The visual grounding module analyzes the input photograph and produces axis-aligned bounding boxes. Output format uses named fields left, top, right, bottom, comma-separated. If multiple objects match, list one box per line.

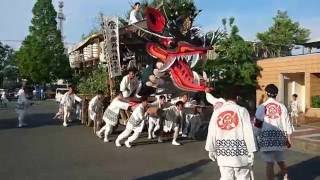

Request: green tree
left=257, top=10, right=310, bottom=57
left=205, top=17, right=261, bottom=99
left=16, top=0, right=71, bottom=84
left=0, top=42, right=18, bottom=88
left=78, top=67, right=109, bottom=95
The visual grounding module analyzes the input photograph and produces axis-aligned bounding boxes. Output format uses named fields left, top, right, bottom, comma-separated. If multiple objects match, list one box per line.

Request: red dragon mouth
left=146, top=42, right=208, bottom=92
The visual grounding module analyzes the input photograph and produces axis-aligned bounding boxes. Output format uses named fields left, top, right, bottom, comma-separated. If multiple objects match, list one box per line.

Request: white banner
left=103, top=16, right=121, bottom=78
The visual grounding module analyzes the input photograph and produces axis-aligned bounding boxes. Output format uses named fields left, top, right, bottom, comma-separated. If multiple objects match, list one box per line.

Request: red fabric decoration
left=145, top=7, right=166, bottom=33
left=160, top=38, right=174, bottom=48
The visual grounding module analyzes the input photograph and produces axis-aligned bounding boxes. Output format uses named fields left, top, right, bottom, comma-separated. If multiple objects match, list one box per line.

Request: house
left=256, top=41, right=320, bottom=121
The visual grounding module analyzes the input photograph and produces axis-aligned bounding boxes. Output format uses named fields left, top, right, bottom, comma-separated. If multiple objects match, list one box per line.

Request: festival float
left=68, top=3, right=218, bottom=125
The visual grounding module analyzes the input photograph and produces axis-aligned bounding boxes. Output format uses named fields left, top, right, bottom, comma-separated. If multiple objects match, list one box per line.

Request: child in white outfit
left=289, top=94, right=300, bottom=127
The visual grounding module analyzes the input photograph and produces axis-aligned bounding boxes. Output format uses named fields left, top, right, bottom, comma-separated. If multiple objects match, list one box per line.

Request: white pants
left=148, top=117, right=160, bottom=138
left=17, top=110, right=26, bottom=126
left=116, top=122, right=144, bottom=144
left=98, top=123, right=113, bottom=141
left=172, top=126, right=179, bottom=142
left=182, top=115, right=190, bottom=135
left=63, top=106, right=72, bottom=124
left=219, top=166, right=252, bottom=180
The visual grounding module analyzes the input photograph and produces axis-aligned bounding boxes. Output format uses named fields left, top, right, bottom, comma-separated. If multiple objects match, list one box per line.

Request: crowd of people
left=13, top=68, right=296, bottom=179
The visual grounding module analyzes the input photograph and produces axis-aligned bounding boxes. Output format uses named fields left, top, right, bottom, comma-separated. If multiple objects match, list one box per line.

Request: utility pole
left=57, top=1, right=66, bottom=40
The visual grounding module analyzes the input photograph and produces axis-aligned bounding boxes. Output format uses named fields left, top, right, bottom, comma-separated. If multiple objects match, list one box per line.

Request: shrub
left=78, top=67, right=109, bottom=95
left=311, top=95, right=320, bottom=108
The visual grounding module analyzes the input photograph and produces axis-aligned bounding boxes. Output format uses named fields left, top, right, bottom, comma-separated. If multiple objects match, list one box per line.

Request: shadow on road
left=0, top=113, right=81, bottom=130
left=134, top=159, right=210, bottom=180
left=287, top=156, right=320, bottom=180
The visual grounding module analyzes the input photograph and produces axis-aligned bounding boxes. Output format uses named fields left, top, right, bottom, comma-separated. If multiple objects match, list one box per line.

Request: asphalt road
left=0, top=100, right=319, bottom=180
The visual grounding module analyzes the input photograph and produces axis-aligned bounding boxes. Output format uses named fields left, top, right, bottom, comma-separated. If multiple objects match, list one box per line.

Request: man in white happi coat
left=205, top=86, right=257, bottom=180
left=96, top=93, right=132, bottom=142
left=205, top=88, right=226, bottom=111
left=204, top=87, right=228, bottom=138
left=115, top=97, right=149, bottom=148
left=162, top=101, right=185, bottom=146
left=88, top=90, right=104, bottom=134
left=60, top=85, right=82, bottom=127
left=15, top=86, right=31, bottom=128
left=120, top=69, right=141, bottom=98
left=147, top=95, right=167, bottom=140
left=255, top=84, right=293, bottom=180
left=129, top=2, right=143, bottom=25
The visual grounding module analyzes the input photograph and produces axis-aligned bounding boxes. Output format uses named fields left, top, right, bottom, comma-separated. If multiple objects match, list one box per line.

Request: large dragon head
left=144, top=7, right=208, bottom=92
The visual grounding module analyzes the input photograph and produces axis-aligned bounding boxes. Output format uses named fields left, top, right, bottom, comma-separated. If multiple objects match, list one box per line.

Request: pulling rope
left=130, top=23, right=174, bottom=39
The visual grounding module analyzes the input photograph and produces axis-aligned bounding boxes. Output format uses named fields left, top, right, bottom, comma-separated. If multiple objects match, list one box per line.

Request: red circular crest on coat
left=265, top=103, right=282, bottom=120
left=217, top=111, right=239, bottom=130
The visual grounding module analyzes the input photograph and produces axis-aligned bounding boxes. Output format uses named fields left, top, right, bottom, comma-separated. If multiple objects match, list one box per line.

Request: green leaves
left=256, top=10, right=310, bottom=57
left=16, top=0, right=71, bottom=84
left=78, top=67, right=109, bottom=95
left=205, top=18, right=261, bottom=98
left=0, top=42, right=18, bottom=88
left=311, top=95, right=320, bottom=108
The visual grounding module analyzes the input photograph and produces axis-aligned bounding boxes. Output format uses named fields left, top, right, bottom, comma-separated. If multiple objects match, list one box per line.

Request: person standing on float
left=129, top=2, right=143, bottom=25
left=120, top=69, right=141, bottom=98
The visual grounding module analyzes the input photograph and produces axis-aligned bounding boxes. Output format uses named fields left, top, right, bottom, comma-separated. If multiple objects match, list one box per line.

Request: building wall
left=256, top=53, right=320, bottom=119
left=310, top=73, right=320, bottom=96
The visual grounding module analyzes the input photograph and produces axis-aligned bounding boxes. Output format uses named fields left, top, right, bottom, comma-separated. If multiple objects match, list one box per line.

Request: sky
left=0, top=0, right=319, bottom=49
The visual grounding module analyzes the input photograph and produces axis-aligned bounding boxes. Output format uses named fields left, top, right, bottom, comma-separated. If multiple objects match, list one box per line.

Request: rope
left=130, top=23, right=174, bottom=39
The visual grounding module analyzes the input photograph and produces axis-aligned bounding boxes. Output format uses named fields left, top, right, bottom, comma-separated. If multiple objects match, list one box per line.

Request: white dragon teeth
left=192, top=71, right=201, bottom=85
left=161, top=53, right=201, bottom=72
left=159, top=56, right=176, bottom=72
left=191, top=53, right=199, bottom=68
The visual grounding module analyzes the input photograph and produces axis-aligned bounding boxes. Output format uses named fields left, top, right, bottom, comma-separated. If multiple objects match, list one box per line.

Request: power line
left=0, top=39, right=76, bottom=45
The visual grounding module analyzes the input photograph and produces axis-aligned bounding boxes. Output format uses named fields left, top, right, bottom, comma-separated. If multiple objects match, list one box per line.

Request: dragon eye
left=149, top=14, right=156, bottom=24
left=145, top=7, right=166, bottom=33
left=160, top=38, right=176, bottom=48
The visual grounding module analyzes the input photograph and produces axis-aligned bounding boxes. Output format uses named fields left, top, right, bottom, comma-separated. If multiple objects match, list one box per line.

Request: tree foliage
left=205, top=18, right=261, bottom=97
left=78, top=67, right=109, bottom=95
left=16, top=0, right=71, bottom=84
left=0, top=42, right=18, bottom=88
left=256, top=10, right=310, bottom=57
